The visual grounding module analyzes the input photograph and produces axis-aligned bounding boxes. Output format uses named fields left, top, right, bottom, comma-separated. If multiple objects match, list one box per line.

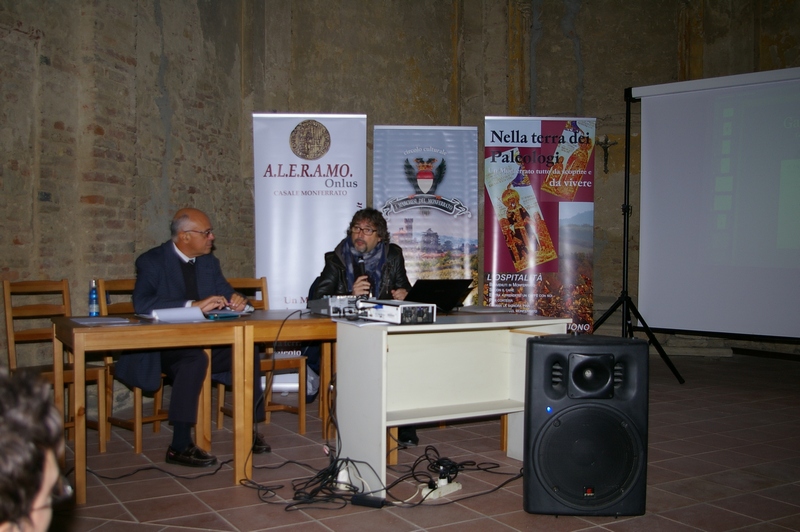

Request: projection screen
left=634, top=68, right=800, bottom=339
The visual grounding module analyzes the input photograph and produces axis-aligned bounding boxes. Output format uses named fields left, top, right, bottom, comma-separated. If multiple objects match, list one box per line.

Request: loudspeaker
left=523, top=334, right=648, bottom=516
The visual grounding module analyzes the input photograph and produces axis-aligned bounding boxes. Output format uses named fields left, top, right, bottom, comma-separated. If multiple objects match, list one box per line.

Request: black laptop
left=405, top=279, right=473, bottom=313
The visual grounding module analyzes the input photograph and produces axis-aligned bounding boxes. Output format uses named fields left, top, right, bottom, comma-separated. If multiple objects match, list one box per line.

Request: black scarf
left=342, top=238, right=386, bottom=297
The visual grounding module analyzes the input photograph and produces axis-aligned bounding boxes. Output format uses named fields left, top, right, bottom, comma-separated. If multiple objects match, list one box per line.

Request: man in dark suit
left=124, top=208, right=269, bottom=467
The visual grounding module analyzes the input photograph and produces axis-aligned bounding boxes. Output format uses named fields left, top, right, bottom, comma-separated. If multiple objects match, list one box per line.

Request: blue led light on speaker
left=546, top=406, right=553, bottom=414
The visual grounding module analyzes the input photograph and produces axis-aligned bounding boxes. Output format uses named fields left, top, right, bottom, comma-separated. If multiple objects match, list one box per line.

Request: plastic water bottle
left=88, top=279, right=99, bottom=316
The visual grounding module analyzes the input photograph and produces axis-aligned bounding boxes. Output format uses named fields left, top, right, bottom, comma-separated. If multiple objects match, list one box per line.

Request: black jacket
left=313, top=240, right=411, bottom=300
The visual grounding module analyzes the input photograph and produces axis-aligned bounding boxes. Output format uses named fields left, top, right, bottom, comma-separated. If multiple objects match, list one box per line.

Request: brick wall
left=2, top=0, right=799, bottom=373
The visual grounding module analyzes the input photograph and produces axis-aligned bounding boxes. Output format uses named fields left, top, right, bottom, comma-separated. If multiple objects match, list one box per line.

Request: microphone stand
left=593, top=88, right=684, bottom=384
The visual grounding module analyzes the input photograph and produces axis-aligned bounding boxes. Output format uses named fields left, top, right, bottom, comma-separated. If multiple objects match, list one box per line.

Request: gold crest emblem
left=289, top=120, right=331, bottom=160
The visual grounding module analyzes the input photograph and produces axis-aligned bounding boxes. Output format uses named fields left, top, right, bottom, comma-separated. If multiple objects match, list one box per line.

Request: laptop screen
left=405, top=279, right=473, bottom=313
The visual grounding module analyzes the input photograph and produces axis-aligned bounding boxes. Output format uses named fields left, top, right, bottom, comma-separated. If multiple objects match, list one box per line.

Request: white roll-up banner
left=253, top=114, right=367, bottom=309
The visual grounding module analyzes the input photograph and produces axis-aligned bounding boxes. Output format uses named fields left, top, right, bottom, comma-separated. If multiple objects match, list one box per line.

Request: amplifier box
left=360, top=299, right=436, bottom=325
left=308, top=295, right=359, bottom=317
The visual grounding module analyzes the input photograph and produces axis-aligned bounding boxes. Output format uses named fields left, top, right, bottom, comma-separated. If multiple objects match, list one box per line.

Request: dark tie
left=180, top=259, right=199, bottom=300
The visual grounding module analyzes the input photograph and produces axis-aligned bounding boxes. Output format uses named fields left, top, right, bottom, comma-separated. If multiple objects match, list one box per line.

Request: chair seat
left=13, top=361, right=106, bottom=380
left=97, top=278, right=169, bottom=455
left=4, top=278, right=108, bottom=452
left=261, top=356, right=307, bottom=431
left=216, top=355, right=307, bottom=434
left=107, top=381, right=169, bottom=433
left=104, top=356, right=169, bottom=454
left=217, top=277, right=308, bottom=435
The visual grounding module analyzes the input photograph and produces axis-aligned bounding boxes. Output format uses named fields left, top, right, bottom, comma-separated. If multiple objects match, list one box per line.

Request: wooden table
left=51, top=317, right=245, bottom=504
left=53, top=311, right=336, bottom=504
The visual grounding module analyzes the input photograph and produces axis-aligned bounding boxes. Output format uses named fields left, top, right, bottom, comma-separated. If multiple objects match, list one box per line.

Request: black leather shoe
left=166, top=445, right=218, bottom=467
left=398, top=426, right=419, bottom=447
left=253, top=432, right=271, bottom=454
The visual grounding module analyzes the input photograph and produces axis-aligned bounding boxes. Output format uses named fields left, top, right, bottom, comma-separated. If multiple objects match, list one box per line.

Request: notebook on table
left=405, top=279, right=473, bottom=313
left=139, top=306, right=252, bottom=323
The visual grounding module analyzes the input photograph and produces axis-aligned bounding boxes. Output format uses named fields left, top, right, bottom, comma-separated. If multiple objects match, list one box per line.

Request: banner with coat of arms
left=253, top=114, right=367, bottom=309
left=484, top=116, right=595, bottom=333
left=373, top=126, right=478, bottom=297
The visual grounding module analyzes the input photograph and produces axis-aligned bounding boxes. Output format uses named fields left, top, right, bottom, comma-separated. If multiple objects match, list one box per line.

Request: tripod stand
left=593, top=88, right=684, bottom=384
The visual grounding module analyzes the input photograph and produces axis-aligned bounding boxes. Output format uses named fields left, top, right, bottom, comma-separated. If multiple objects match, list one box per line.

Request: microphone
left=354, top=256, right=372, bottom=298
left=355, top=256, right=367, bottom=279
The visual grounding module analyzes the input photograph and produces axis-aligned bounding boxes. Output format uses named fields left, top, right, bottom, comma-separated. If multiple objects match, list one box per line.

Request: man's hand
left=352, top=275, right=372, bottom=297
left=193, top=296, right=229, bottom=313
left=227, top=293, right=248, bottom=311
left=390, top=288, right=408, bottom=301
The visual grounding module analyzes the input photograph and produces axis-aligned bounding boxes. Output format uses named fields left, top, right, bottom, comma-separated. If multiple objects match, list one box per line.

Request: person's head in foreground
left=0, top=368, right=67, bottom=532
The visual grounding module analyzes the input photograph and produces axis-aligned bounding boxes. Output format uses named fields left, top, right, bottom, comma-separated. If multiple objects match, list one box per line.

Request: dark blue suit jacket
left=115, top=241, right=236, bottom=391
left=132, top=241, right=235, bottom=313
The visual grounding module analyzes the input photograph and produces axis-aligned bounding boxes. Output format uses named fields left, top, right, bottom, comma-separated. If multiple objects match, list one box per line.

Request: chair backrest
left=227, top=277, right=269, bottom=310
left=3, top=279, right=71, bottom=370
left=97, top=278, right=135, bottom=316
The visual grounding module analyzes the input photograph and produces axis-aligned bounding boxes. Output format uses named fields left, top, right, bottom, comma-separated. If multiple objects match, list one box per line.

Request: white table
left=335, top=313, right=570, bottom=494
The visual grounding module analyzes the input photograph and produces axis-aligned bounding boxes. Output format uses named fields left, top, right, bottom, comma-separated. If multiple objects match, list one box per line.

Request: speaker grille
left=533, top=404, right=643, bottom=510
left=551, top=361, right=564, bottom=388
left=614, top=361, right=625, bottom=389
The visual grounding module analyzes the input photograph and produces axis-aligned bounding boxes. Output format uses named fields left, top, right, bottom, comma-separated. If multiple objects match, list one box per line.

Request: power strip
left=334, top=464, right=351, bottom=490
left=422, top=481, right=462, bottom=500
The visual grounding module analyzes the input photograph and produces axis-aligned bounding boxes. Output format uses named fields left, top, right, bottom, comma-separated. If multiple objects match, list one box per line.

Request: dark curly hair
left=347, top=208, right=390, bottom=244
left=0, top=368, right=63, bottom=527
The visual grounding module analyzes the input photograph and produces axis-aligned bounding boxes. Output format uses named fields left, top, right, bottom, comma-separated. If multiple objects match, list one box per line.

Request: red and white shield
left=416, top=169, right=434, bottom=193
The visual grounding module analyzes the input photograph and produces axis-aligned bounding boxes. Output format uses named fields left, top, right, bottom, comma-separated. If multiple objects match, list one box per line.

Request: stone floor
left=52, top=352, right=800, bottom=531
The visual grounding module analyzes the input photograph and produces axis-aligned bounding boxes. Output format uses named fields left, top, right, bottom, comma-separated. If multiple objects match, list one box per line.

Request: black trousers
left=160, top=346, right=266, bottom=425
left=302, top=343, right=322, bottom=376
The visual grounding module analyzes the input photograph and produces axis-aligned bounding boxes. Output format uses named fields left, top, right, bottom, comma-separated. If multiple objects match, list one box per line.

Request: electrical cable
left=235, top=308, right=378, bottom=509
left=381, top=445, right=515, bottom=507
left=88, top=458, right=233, bottom=482
left=236, top=308, right=305, bottom=498
left=92, top=307, right=519, bottom=510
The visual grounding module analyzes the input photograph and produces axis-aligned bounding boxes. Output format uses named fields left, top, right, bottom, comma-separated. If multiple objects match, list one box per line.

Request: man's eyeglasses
left=184, top=229, right=214, bottom=238
left=33, top=473, right=74, bottom=511
left=50, top=473, right=74, bottom=506
left=350, top=225, right=376, bottom=236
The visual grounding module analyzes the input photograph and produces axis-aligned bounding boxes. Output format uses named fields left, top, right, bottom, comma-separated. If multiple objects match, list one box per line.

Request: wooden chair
left=97, top=278, right=169, bottom=454
left=3, top=279, right=107, bottom=451
left=217, top=277, right=306, bottom=434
